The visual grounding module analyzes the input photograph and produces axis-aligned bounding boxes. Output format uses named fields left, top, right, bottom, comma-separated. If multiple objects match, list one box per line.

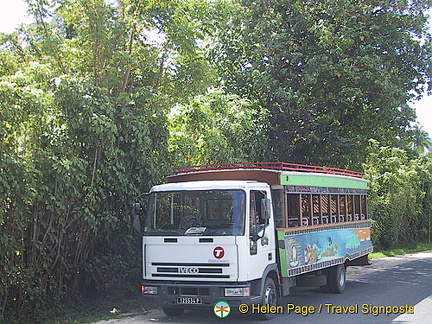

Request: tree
left=0, top=62, right=49, bottom=319
left=213, top=0, right=432, bottom=169
left=411, top=124, right=432, bottom=154
left=1, top=0, right=221, bottom=320
left=168, top=88, right=270, bottom=166
left=364, top=140, right=432, bottom=249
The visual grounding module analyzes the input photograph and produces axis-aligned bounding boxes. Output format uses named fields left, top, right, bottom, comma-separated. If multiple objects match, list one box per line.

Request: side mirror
left=132, top=202, right=141, bottom=233
left=132, top=202, right=141, bottom=215
left=251, top=231, right=261, bottom=242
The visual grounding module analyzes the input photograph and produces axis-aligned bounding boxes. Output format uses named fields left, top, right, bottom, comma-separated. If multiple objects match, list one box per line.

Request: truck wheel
left=327, top=264, right=346, bottom=294
left=162, top=307, right=184, bottom=317
left=259, top=276, right=278, bottom=320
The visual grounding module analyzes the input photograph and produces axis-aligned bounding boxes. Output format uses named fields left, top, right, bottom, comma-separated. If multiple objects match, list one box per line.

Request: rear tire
left=327, top=264, right=346, bottom=294
left=162, top=307, right=185, bottom=317
left=259, top=276, right=278, bottom=320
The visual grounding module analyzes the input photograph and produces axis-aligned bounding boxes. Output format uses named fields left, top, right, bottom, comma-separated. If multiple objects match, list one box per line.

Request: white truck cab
left=139, top=180, right=278, bottom=317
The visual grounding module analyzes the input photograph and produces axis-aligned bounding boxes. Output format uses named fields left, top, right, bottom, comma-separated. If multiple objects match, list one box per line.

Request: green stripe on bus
left=277, top=230, right=288, bottom=277
left=280, top=174, right=369, bottom=190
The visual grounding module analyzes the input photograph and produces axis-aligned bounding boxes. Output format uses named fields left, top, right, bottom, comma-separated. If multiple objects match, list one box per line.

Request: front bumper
left=141, top=281, right=261, bottom=308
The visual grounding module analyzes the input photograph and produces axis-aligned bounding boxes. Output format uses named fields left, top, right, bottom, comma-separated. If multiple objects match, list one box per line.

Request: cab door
left=248, top=190, right=276, bottom=279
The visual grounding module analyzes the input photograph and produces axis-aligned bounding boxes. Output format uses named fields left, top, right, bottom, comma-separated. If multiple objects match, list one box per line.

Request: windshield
left=144, top=190, right=245, bottom=236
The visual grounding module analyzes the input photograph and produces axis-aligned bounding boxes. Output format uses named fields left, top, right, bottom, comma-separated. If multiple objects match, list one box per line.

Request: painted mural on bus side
left=280, top=227, right=372, bottom=274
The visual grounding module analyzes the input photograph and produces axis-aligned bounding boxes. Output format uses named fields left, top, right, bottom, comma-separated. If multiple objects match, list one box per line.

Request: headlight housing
left=224, top=287, right=250, bottom=297
left=142, top=285, right=158, bottom=295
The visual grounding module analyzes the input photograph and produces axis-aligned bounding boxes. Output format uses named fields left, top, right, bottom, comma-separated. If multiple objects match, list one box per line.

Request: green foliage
left=410, top=124, right=432, bottom=155
left=168, top=88, right=270, bottom=165
left=213, top=0, right=432, bottom=169
left=364, top=140, right=432, bottom=249
left=1, top=0, right=211, bottom=320
left=0, top=68, right=169, bottom=320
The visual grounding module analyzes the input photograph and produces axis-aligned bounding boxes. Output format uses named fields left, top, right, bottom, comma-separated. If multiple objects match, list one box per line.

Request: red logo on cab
left=213, top=246, right=225, bottom=259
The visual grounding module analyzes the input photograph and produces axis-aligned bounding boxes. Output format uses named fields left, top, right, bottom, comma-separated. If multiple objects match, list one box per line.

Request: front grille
left=156, top=267, right=222, bottom=274
left=151, top=262, right=230, bottom=279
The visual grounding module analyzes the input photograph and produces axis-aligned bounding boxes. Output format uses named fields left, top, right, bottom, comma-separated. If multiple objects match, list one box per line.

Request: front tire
left=162, top=307, right=185, bottom=317
left=327, top=264, right=346, bottom=294
left=259, top=276, right=278, bottom=320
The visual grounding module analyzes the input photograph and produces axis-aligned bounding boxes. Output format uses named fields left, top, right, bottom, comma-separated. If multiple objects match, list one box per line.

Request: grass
left=369, top=241, right=432, bottom=259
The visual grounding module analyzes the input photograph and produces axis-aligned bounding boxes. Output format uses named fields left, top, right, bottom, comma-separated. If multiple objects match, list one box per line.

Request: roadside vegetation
left=369, top=242, right=432, bottom=259
left=1, top=0, right=431, bottom=323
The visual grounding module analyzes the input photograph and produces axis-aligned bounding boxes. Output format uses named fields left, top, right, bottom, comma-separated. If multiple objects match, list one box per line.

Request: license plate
left=176, top=297, right=202, bottom=304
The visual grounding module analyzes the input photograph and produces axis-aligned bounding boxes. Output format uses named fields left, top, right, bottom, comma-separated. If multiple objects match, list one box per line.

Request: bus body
left=136, top=163, right=373, bottom=318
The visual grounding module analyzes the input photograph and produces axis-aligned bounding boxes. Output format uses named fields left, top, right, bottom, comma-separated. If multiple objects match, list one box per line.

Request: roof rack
left=173, top=162, right=364, bottom=178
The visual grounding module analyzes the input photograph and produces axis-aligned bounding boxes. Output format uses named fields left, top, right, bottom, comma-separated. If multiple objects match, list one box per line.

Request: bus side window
left=347, top=195, right=353, bottom=221
left=361, top=195, right=368, bottom=219
left=331, top=195, right=337, bottom=223
left=313, top=195, right=320, bottom=225
left=321, top=194, right=330, bottom=224
left=301, top=194, right=311, bottom=226
left=287, top=194, right=300, bottom=227
left=271, top=188, right=285, bottom=228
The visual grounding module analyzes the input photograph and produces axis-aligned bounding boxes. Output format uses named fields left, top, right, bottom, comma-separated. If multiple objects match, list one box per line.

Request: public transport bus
left=134, top=162, right=373, bottom=319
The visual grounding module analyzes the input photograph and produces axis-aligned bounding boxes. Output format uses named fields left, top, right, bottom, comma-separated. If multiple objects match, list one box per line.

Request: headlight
left=224, top=287, right=250, bottom=297
left=142, top=285, right=158, bottom=295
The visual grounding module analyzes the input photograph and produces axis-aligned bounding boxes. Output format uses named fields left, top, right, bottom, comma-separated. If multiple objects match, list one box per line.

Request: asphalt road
left=96, top=250, right=432, bottom=324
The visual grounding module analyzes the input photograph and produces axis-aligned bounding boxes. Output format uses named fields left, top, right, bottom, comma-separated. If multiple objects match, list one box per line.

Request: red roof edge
left=173, top=162, right=364, bottom=178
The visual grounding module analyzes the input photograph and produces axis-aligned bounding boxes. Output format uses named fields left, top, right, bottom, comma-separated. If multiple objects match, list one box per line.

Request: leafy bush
left=364, top=140, right=432, bottom=249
